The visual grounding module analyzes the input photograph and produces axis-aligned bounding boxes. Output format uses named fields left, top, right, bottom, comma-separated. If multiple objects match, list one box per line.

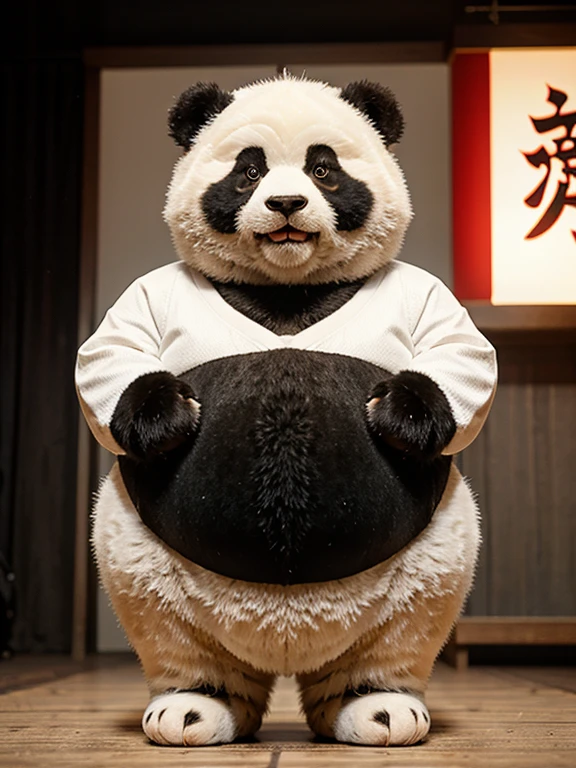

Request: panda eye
left=313, top=164, right=329, bottom=179
left=245, top=166, right=261, bottom=182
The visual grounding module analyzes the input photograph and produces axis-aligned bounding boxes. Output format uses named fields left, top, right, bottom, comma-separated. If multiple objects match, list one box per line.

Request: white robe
left=75, top=259, right=497, bottom=456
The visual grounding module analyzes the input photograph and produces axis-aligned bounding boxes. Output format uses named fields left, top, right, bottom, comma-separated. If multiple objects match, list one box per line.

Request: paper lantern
left=452, top=48, right=576, bottom=305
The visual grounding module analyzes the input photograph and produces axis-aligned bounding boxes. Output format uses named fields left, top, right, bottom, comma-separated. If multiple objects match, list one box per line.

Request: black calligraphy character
left=523, top=86, right=576, bottom=241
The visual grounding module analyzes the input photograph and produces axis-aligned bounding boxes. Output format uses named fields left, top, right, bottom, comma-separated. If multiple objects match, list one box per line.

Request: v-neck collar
left=190, top=266, right=388, bottom=351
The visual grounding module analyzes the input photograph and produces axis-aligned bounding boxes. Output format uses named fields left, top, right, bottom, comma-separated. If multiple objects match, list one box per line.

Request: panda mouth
left=256, top=225, right=316, bottom=243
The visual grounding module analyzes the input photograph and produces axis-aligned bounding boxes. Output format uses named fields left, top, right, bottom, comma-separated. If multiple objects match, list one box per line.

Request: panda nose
left=265, top=195, right=308, bottom=216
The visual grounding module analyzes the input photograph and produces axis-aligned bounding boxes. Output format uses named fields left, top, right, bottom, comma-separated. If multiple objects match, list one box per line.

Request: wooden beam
left=83, top=41, right=447, bottom=69
left=464, top=302, right=576, bottom=333
left=455, top=617, right=576, bottom=646
left=453, top=22, right=576, bottom=50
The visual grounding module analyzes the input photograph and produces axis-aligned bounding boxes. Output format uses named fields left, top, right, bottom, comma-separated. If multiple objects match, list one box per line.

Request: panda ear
left=168, top=83, right=234, bottom=150
left=340, top=81, right=404, bottom=146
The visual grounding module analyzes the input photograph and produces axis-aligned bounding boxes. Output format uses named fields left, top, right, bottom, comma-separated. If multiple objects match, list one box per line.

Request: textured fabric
left=76, top=260, right=497, bottom=456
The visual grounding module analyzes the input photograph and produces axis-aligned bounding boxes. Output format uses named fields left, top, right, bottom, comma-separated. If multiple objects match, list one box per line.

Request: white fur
left=142, top=691, right=237, bottom=746
left=163, top=76, right=412, bottom=285
left=334, top=692, right=430, bottom=746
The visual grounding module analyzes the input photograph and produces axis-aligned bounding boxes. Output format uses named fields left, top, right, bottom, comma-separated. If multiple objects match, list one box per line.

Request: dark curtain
left=0, top=56, right=84, bottom=652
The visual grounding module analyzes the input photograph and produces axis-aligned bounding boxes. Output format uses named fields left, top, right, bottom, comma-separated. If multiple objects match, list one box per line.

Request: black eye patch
left=202, top=147, right=269, bottom=234
left=305, top=145, right=373, bottom=231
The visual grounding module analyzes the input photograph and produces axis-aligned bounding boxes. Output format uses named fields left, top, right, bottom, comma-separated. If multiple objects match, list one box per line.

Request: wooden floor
left=1, top=655, right=575, bottom=767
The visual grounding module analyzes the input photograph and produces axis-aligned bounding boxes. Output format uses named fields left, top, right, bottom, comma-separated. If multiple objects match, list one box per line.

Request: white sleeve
left=75, top=275, right=171, bottom=454
left=404, top=271, right=497, bottom=455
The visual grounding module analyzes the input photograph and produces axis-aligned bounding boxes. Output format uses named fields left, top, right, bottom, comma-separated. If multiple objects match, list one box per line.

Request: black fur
left=340, top=81, right=404, bottom=146
left=119, top=349, right=452, bottom=585
left=183, top=710, right=202, bottom=727
left=168, top=83, right=234, bottom=150
left=344, top=684, right=412, bottom=697
left=251, top=376, right=316, bottom=566
left=373, top=710, right=391, bottom=728
left=304, top=144, right=374, bottom=231
left=367, top=370, right=456, bottom=461
left=110, top=371, right=199, bottom=461
left=201, top=146, right=269, bottom=234
left=178, top=684, right=228, bottom=700
left=211, top=279, right=366, bottom=335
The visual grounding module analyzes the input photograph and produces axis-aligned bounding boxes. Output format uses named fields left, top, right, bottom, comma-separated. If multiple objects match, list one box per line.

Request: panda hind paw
left=142, top=690, right=237, bottom=746
left=333, top=691, right=430, bottom=746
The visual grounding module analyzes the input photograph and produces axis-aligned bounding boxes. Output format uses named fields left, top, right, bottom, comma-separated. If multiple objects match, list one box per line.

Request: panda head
left=164, top=75, right=412, bottom=285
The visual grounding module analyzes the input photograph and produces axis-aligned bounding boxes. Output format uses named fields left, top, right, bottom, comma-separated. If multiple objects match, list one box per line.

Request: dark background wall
left=1, top=0, right=575, bottom=653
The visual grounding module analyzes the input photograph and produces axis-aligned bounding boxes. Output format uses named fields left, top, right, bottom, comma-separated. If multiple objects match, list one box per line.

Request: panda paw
left=333, top=691, right=430, bottom=746
left=110, top=371, right=200, bottom=461
left=142, top=690, right=237, bottom=746
left=366, top=370, right=455, bottom=461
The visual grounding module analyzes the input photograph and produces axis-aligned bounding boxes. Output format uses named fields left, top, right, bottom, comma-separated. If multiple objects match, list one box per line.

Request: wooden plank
left=485, top=382, right=535, bottom=615
left=549, top=385, right=576, bottom=616
left=461, top=370, right=576, bottom=619
left=455, top=617, right=576, bottom=645
left=1, top=659, right=575, bottom=767
left=491, top=342, right=576, bottom=385
left=83, top=42, right=447, bottom=69
left=0, top=652, right=129, bottom=694
left=460, top=424, right=490, bottom=616
left=498, top=667, right=576, bottom=695
left=464, top=303, right=576, bottom=333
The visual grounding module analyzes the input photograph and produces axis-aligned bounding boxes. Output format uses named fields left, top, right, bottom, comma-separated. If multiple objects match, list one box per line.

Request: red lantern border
left=452, top=51, right=492, bottom=302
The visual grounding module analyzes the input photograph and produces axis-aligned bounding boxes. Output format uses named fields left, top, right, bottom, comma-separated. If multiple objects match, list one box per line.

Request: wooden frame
left=84, top=42, right=447, bottom=69
left=444, top=617, right=576, bottom=671
left=72, top=67, right=101, bottom=662
left=452, top=45, right=576, bottom=319
left=465, top=303, right=576, bottom=334
left=453, top=22, right=576, bottom=50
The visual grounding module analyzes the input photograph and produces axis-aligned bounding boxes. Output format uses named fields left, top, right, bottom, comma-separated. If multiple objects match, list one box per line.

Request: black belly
left=119, top=348, right=451, bottom=585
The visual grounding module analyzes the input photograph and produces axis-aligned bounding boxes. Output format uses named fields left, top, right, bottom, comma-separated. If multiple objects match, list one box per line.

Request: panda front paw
left=110, top=371, right=200, bottom=461
left=366, top=370, right=455, bottom=461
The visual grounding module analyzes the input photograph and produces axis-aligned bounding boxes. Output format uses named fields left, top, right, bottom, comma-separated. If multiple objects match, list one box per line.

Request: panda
left=76, top=75, right=497, bottom=748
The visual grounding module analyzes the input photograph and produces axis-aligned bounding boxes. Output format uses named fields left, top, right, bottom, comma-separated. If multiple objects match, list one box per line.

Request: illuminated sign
left=453, top=49, right=576, bottom=305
